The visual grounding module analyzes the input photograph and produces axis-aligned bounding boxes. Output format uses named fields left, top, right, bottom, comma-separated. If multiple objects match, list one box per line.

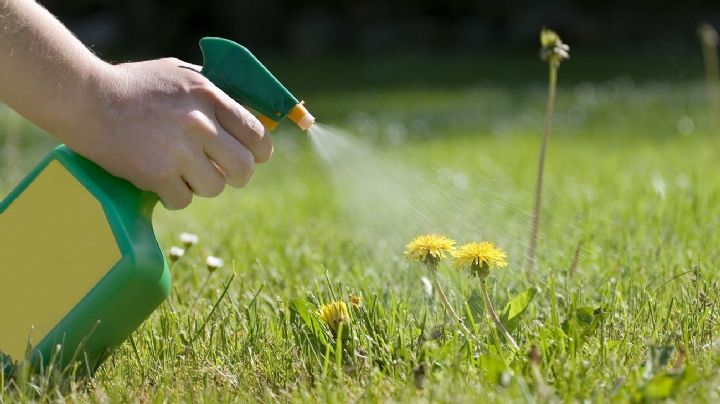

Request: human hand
left=68, top=58, right=273, bottom=210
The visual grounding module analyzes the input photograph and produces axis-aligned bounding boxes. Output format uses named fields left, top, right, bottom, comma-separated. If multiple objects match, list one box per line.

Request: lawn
left=2, top=51, right=720, bottom=402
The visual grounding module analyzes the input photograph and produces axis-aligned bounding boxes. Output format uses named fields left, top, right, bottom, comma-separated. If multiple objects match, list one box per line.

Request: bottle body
left=0, top=145, right=169, bottom=370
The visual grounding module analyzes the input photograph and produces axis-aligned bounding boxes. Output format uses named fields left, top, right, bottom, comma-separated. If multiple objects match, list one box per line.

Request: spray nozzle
left=288, top=102, right=315, bottom=130
left=199, top=37, right=314, bottom=131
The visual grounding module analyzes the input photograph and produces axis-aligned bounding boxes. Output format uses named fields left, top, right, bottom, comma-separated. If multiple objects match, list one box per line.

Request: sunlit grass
left=2, top=69, right=720, bottom=401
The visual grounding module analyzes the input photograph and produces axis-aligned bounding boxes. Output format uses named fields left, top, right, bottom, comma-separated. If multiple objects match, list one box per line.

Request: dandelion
left=349, top=294, right=362, bottom=309
left=526, top=28, right=569, bottom=274
left=405, top=234, right=472, bottom=339
left=540, top=28, right=570, bottom=67
left=454, top=242, right=518, bottom=350
left=180, top=232, right=199, bottom=248
left=318, top=301, right=349, bottom=333
left=405, top=234, right=455, bottom=267
left=206, top=256, right=224, bottom=273
left=168, top=246, right=185, bottom=263
left=453, top=242, right=507, bottom=278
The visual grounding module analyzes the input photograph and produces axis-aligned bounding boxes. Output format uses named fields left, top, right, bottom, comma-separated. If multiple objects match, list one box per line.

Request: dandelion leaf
left=289, top=298, right=328, bottom=347
left=575, top=306, right=596, bottom=326
left=500, top=287, right=537, bottom=331
left=466, top=288, right=486, bottom=320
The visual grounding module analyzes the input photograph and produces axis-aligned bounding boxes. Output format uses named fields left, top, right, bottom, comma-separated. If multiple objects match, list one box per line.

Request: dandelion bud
left=168, top=246, right=185, bottom=262
left=540, top=28, right=569, bottom=67
left=206, top=256, right=224, bottom=273
left=179, top=232, right=199, bottom=248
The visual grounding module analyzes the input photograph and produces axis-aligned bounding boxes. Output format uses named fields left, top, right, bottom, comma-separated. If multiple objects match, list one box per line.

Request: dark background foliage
left=41, top=0, right=720, bottom=61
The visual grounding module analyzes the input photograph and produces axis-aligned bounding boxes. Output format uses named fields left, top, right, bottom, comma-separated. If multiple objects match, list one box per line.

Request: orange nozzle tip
left=288, top=102, right=315, bottom=131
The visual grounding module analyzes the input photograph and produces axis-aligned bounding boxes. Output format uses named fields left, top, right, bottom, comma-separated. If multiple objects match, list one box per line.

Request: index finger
left=214, top=92, right=273, bottom=163
left=181, top=63, right=274, bottom=163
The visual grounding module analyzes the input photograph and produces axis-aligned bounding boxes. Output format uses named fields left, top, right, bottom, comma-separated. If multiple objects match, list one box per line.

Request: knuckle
left=163, top=57, right=182, bottom=65
left=183, top=110, right=215, bottom=134
left=188, top=80, right=216, bottom=98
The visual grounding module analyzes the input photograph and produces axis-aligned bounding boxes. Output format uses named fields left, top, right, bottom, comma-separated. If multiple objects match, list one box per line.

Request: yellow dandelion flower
left=318, top=301, right=349, bottom=332
left=453, top=242, right=508, bottom=277
left=405, top=234, right=456, bottom=267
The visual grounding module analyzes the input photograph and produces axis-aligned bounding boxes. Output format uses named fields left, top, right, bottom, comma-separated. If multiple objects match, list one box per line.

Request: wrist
left=59, top=58, right=124, bottom=150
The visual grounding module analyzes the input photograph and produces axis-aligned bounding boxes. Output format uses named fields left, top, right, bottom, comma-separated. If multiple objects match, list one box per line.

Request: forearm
left=0, top=0, right=109, bottom=143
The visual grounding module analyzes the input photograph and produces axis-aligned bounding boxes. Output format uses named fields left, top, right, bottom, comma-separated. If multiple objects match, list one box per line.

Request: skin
left=0, top=0, right=272, bottom=209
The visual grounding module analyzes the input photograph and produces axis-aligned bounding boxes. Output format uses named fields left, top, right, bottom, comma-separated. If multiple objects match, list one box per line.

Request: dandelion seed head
left=540, top=28, right=570, bottom=67
left=206, top=256, right=224, bottom=272
left=453, top=242, right=508, bottom=278
left=318, top=301, right=349, bottom=332
left=405, top=234, right=456, bottom=267
left=180, top=232, right=199, bottom=247
left=169, top=246, right=185, bottom=262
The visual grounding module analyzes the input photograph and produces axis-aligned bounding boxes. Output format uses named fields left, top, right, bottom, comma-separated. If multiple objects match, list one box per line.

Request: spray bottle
left=0, top=37, right=314, bottom=371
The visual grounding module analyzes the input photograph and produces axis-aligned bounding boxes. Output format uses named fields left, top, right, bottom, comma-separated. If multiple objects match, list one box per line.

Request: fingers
left=156, top=177, right=194, bottom=210
left=210, top=88, right=274, bottom=163
left=181, top=150, right=227, bottom=198
left=183, top=107, right=257, bottom=190
left=205, top=127, right=256, bottom=188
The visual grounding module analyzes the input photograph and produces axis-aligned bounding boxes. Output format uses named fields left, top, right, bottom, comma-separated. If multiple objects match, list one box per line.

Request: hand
left=69, top=58, right=273, bottom=210
left=1, top=1, right=272, bottom=209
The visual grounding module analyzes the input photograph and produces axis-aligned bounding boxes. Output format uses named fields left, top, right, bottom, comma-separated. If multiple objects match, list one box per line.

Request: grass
left=2, top=53, right=720, bottom=402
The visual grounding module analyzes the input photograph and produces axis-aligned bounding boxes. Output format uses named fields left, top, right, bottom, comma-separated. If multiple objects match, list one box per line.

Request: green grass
left=2, top=55, right=720, bottom=402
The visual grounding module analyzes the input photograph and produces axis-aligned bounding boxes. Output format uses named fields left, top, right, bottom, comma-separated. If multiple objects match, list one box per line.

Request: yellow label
left=0, top=160, right=120, bottom=360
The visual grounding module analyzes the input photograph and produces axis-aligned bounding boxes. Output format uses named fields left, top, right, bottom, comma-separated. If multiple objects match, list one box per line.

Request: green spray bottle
left=0, top=37, right=314, bottom=371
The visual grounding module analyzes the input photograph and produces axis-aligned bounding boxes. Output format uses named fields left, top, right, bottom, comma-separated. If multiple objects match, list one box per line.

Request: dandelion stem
left=480, top=278, right=519, bottom=350
left=431, top=268, right=473, bottom=338
left=699, top=23, right=720, bottom=134
left=525, top=63, right=558, bottom=274
left=193, top=272, right=214, bottom=305
left=529, top=346, right=552, bottom=398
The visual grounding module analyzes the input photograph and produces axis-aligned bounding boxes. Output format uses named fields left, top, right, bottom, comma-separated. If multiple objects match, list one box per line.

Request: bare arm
left=0, top=0, right=272, bottom=209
